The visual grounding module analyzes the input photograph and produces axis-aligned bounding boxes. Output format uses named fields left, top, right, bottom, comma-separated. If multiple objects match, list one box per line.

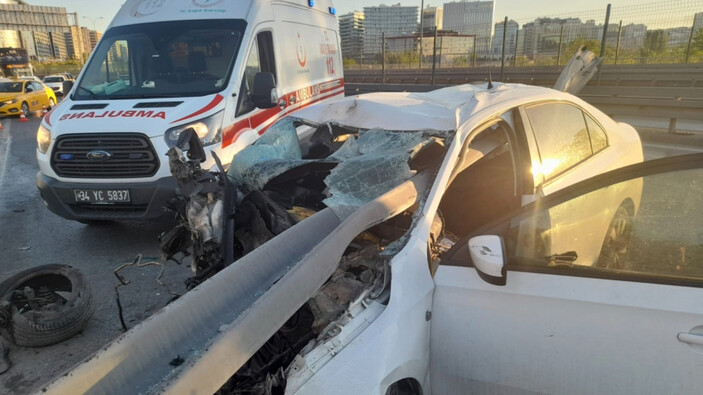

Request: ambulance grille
left=51, top=133, right=159, bottom=178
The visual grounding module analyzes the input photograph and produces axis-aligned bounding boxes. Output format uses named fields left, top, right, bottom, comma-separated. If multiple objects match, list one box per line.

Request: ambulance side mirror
left=252, top=72, right=277, bottom=109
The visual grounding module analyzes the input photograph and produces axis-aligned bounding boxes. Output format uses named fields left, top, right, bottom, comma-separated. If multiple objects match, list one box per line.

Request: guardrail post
left=668, top=118, right=678, bottom=134
left=500, top=16, right=508, bottom=81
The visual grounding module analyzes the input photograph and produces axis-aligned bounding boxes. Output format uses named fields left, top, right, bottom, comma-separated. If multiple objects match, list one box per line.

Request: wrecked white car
left=45, top=82, right=650, bottom=394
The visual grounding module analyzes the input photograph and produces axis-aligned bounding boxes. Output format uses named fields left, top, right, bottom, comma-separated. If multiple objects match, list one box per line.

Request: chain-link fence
left=344, top=0, right=703, bottom=70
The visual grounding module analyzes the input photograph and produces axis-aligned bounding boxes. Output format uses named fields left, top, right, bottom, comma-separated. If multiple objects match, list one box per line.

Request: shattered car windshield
left=74, top=19, right=245, bottom=100
left=227, top=118, right=447, bottom=209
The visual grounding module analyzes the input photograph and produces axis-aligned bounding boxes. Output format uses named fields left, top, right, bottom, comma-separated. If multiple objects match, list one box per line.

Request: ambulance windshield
left=74, top=19, right=246, bottom=100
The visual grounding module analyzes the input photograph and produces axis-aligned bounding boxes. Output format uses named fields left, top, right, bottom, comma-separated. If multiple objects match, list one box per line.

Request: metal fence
left=344, top=0, right=703, bottom=70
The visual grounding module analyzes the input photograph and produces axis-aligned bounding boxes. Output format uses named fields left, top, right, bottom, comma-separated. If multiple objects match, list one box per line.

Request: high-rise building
left=442, top=1, right=494, bottom=54
left=65, top=25, right=86, bottom=61
left=387, top=31, right=475, bottom=65
left=665, top=26, right=692, bottom=46
left=619, top=24, right=647, bottom=50
left=363, top=4, right=418, bottom=57
left=519, top=18, right=600, bottom=58
left=422, top=6, right=443, bottom=33
left=0, top=0, right=98, bottom=63
left=492, top=19, right=518, bottom=57
left=339, top=11, right=365, bottom=63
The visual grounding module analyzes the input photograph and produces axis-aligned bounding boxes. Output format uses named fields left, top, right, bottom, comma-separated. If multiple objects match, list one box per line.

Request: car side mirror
left=25, top=86, right=34, bottom=93
left=468, top=235, right=507, bottom=286
left=251, top=72, right=277, bottom=109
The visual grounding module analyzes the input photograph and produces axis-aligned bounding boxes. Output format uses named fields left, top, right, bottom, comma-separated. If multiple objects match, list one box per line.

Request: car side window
left=237, top=31, right=277, bottom=117
left=437, top=121, right=521, bottom=240
left=31, top=82, right=43, bottom=91
left=525, top=103, right=593, bottom=180
left=504, top=166, right=703, bottom=285
left=584, top=113, right=608, bottom=153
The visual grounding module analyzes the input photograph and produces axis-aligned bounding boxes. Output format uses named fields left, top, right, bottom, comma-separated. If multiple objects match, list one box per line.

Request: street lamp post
left=82, top=16, right=104, bottom=31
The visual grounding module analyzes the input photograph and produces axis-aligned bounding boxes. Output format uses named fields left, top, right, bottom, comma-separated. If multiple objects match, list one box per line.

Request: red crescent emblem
left=296, top=33, right=307, bottom=67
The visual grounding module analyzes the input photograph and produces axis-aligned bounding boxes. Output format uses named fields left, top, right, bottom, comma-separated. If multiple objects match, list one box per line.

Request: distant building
left=619, top=23, right=647, bottom=49
left=65, top=25, right=86, bottom=61
left=442, top=0, right=494, bottom=55
left=422, top=6, right=443, bottom=33
left=339, top=11, right=365, bottom=62
left=492, top=19, right=518, bottom=57
left=0, top=0, right=99, bottom=63
left=520, top=18, right=600, bottom=58
left=88, top=30, right=102, bottom=52
left=665, top=26, right=692, bottom=46
left=387, top=31, right=475, bottom=65
left=363, top=4, right=419, bottom=57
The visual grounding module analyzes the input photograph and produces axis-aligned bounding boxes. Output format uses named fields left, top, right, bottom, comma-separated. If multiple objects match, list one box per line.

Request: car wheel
left=0, top=264, right=95, bottom=347
left=48, top=97, right=55, bottom=109
left=20, top=102, right=29, bottom=117
left=597, top=203, right=634, bottom=270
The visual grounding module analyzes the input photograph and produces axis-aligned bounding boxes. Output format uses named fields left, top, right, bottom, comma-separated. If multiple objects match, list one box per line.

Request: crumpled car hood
left=293, top=82, right=554, bottom=132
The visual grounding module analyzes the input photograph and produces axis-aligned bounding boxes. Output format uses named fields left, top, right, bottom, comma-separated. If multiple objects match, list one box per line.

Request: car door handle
left=677, top=332, right=703, bottom=346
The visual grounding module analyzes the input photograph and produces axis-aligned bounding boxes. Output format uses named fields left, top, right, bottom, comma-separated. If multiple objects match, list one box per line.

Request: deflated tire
left=0, top=264, right=94, bottom=347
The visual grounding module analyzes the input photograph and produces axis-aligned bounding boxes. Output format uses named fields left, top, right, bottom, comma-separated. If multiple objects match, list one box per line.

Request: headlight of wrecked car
left=164, top=111, right=224, bottom=148
left=3, top=99, right=18, bottom=105
left=37, top=124, right=52, bottom=154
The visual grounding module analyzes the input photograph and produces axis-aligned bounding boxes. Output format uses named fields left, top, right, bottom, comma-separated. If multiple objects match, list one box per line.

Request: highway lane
left=0, top=116, right=191, bottom=394
left=0, top=114, right=700, bottom=393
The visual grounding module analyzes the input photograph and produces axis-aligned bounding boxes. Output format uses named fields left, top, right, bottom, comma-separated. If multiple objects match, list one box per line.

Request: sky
left=28, top=0, right=699, bottom=32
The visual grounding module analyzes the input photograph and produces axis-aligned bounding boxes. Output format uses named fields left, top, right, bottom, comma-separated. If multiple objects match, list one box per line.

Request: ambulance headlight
left=37, top=124, right=52, bottom=154
left=164, top=111, right=224, bottom=148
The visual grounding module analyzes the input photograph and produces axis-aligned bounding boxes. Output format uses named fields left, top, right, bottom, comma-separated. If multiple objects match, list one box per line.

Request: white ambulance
left=36, top=0, right=344, bottom=222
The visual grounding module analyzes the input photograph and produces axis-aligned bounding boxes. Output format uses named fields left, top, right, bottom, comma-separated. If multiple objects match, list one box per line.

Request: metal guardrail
left=345, top=64, right=703, bottom=133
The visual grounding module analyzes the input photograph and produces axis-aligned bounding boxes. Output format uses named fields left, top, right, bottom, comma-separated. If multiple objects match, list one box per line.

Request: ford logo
left=86, top=150, right=113, bottom=161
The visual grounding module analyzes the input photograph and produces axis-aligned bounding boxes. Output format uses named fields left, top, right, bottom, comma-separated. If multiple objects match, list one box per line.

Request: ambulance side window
left=237, top=31, right=276, bottom=117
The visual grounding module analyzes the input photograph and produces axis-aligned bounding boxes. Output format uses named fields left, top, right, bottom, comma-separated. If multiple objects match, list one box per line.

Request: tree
left=643, top=29, right=668, bottom=54
left=692, top=28, right=703, bottom=52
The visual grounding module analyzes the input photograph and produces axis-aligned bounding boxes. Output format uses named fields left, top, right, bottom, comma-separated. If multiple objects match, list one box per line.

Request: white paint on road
left=0, top=119, right=11, bottom=199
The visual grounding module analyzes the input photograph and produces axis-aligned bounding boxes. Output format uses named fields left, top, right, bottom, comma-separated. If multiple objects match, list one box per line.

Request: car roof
left=294, top=83, right=576, bottom=132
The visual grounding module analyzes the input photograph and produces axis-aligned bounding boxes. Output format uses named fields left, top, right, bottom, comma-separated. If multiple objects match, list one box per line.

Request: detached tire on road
left=0, top=264, right=94, bottom=347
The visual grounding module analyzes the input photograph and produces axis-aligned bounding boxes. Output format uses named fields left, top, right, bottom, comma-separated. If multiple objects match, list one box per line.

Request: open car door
left=430, top=153, right=703, bottom=394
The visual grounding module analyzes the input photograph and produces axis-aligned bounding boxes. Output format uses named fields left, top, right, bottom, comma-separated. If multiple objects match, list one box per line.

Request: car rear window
left=525, top=102, right=594, bottom=179
left=44, top=77, right=64, bottom=83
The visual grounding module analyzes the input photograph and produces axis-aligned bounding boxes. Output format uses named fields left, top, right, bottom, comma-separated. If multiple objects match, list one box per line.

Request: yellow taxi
left=0, top=79, right=57, bottom=118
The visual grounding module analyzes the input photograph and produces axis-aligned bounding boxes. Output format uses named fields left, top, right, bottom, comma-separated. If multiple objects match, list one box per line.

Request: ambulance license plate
left=74, top=189, right=131, bottom=204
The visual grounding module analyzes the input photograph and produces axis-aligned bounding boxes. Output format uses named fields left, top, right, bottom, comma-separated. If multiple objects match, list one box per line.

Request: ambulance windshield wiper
left=76, top=86, right=101, bottom=100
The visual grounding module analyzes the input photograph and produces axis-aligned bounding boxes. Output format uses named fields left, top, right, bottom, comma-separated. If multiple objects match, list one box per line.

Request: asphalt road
left=0, top=114, right=700, bottom=393
left=0, top=115, right=192, bottom=394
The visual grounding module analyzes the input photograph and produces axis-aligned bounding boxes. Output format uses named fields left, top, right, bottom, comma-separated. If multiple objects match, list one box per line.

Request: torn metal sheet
left=554, top=46, right=602, bottom=94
